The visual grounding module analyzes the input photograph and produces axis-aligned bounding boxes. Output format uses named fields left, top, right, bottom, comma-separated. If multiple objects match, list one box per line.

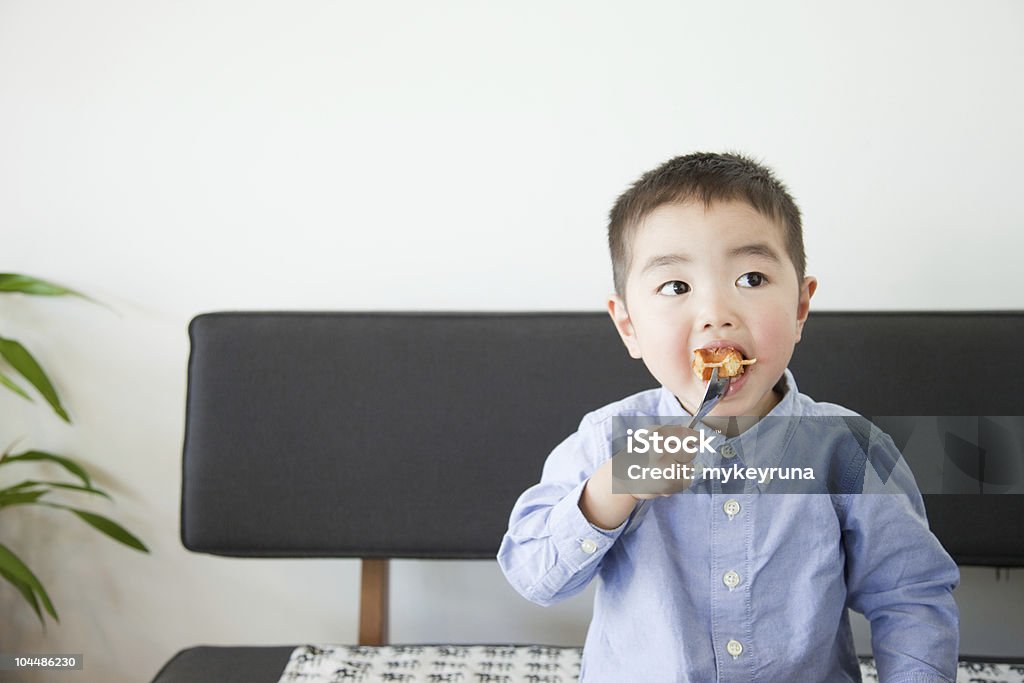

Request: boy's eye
left=736, top=272, right=767, bottom=288
left=657, top=281, right=691, bottom=296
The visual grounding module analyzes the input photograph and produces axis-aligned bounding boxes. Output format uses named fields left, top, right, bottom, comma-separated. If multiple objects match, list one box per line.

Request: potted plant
left=0, top=273, right=148, bottom=627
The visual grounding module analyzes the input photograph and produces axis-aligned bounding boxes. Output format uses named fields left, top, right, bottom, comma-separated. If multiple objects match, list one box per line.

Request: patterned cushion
left=278, top=645, right=1024, bottom=682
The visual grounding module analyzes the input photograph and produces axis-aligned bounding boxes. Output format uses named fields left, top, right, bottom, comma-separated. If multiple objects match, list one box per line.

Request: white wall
left=1, top=1, right=1022, bottom=680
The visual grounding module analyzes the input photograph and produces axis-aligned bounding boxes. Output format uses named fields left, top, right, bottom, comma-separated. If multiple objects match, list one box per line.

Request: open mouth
left=691, top=346, right=757, bottom=381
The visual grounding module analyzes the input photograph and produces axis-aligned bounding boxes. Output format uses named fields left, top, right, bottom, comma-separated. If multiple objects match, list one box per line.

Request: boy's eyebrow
left=640, top=243, right=783, bottom=276
left=728, top=242, right=784, bottom=264
left=640, top=253, right=692, bottom=275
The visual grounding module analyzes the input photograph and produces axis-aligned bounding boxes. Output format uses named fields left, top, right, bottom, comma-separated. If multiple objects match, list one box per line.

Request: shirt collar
left=658, top=367, right=801, bottom=421
left=658, top=369, right=803, bottom=489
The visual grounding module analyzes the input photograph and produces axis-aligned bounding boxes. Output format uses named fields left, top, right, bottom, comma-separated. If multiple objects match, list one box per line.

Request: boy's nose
left=695, top=291, right=737, bottom=330
left=700, top=317, right=735, bottom=331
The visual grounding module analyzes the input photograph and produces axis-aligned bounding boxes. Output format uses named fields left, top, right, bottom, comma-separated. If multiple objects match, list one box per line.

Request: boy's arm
left=579, top=457, right=642, bottom=529
left=497, top=419, right=636, bottom=606
left=841, top=434, right=960, bottom=683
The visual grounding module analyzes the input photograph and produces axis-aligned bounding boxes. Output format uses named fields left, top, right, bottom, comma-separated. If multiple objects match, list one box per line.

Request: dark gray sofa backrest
left=181, top=311, right=1024, bottom=565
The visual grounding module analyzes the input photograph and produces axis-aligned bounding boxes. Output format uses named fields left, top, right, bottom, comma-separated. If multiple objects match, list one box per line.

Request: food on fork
left=692, top=347, right=757, bottom=380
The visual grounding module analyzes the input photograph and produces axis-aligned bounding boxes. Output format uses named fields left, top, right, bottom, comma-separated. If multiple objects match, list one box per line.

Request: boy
left=497, top=153, right=959, bottom=682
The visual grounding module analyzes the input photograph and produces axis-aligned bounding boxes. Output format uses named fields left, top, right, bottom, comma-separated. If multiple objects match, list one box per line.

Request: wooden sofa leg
left=359, top=558, right=389, bottom=645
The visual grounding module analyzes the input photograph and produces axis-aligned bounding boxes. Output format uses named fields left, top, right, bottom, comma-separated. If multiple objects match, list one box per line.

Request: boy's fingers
left=649, top=424, right=706, bottom=464
left=613, top=424, right=712, bottom=497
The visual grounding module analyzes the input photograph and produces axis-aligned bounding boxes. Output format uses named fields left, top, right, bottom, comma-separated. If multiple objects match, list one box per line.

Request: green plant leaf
left=0, top=273, right=111, bottom=312
left=0, top=480, right=43, bottom=493
left=0, top=370, right=33, bottom=401
left=0, top=273, right=84, bottom=298
left=0, top=337, right=70, bottom=422
left=4, top=479, right=111, bottom=500
left=0, top=480, right=112, bottom=507
left=0, top=543, right=58, bottom=621
left=0, top=565, right=46, bottom=627
left=37, top=503, right=149, bottom=552
left=1, top=451, right=92, bottom=487
left=0, top=489, right=49, bottom=507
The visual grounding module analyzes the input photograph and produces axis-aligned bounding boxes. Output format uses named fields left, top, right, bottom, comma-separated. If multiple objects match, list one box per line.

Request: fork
left=687, top=367, right=731, bottom=429
left=622, top=369, right=731, bottom=533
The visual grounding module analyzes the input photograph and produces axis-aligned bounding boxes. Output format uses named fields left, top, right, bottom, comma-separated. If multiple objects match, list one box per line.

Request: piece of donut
left=692, top=347, right=757, bottom=380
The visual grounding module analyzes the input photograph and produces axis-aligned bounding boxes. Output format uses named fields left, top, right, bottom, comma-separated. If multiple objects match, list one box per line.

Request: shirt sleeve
left=496, top=416, right=630, bottom=606
left=840, top=432, right=961, bottom=683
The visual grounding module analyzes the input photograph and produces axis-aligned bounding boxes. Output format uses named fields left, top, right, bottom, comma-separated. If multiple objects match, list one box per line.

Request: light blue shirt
left=497, top=369, right=960, bottom=682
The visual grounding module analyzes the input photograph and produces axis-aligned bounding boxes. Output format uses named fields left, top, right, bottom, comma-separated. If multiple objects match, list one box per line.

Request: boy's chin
left=678, top=374, right=770, bottom=420
left=705, top=403, right=754, bottom=421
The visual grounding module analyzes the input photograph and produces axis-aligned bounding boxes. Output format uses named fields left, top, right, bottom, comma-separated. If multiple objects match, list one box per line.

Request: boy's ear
left=607, top=293, right=642, bottom=359
left=794, top=276, right=818, bottom=343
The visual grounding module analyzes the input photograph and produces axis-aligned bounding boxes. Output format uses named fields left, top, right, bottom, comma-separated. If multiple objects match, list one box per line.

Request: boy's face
left=608, top=200, right=817, bottom=419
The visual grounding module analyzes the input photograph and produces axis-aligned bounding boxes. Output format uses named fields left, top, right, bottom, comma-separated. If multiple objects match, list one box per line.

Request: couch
left=151, top=311, right=1024, bottom=682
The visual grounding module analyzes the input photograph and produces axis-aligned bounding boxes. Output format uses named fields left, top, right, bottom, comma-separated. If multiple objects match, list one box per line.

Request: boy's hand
left=580, top=424, right=705, bottom=530
left=613, top=424, right=703, bottom=500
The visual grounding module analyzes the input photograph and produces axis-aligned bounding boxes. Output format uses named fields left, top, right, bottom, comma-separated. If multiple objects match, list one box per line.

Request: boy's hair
left=608, top=152, right=806, bottom=299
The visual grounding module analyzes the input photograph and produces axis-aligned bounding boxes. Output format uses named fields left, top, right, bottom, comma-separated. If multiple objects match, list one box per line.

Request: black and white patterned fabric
left=278, top=645, right=1024, bottom=682
left=858, top=656, right=1024, bottom=682
left=279, top=645, right=578, bottom=682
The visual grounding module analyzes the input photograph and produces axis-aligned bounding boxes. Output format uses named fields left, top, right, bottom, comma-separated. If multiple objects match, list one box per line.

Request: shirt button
left=580, top=539, right=598, bottom=554
left=721, top=443, right=737, bottom=458
left=723, top=570, right=741, bottom=590
left=723, top=499, right=741, bottom=520
left=726, top=639, right=744, bottom=658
